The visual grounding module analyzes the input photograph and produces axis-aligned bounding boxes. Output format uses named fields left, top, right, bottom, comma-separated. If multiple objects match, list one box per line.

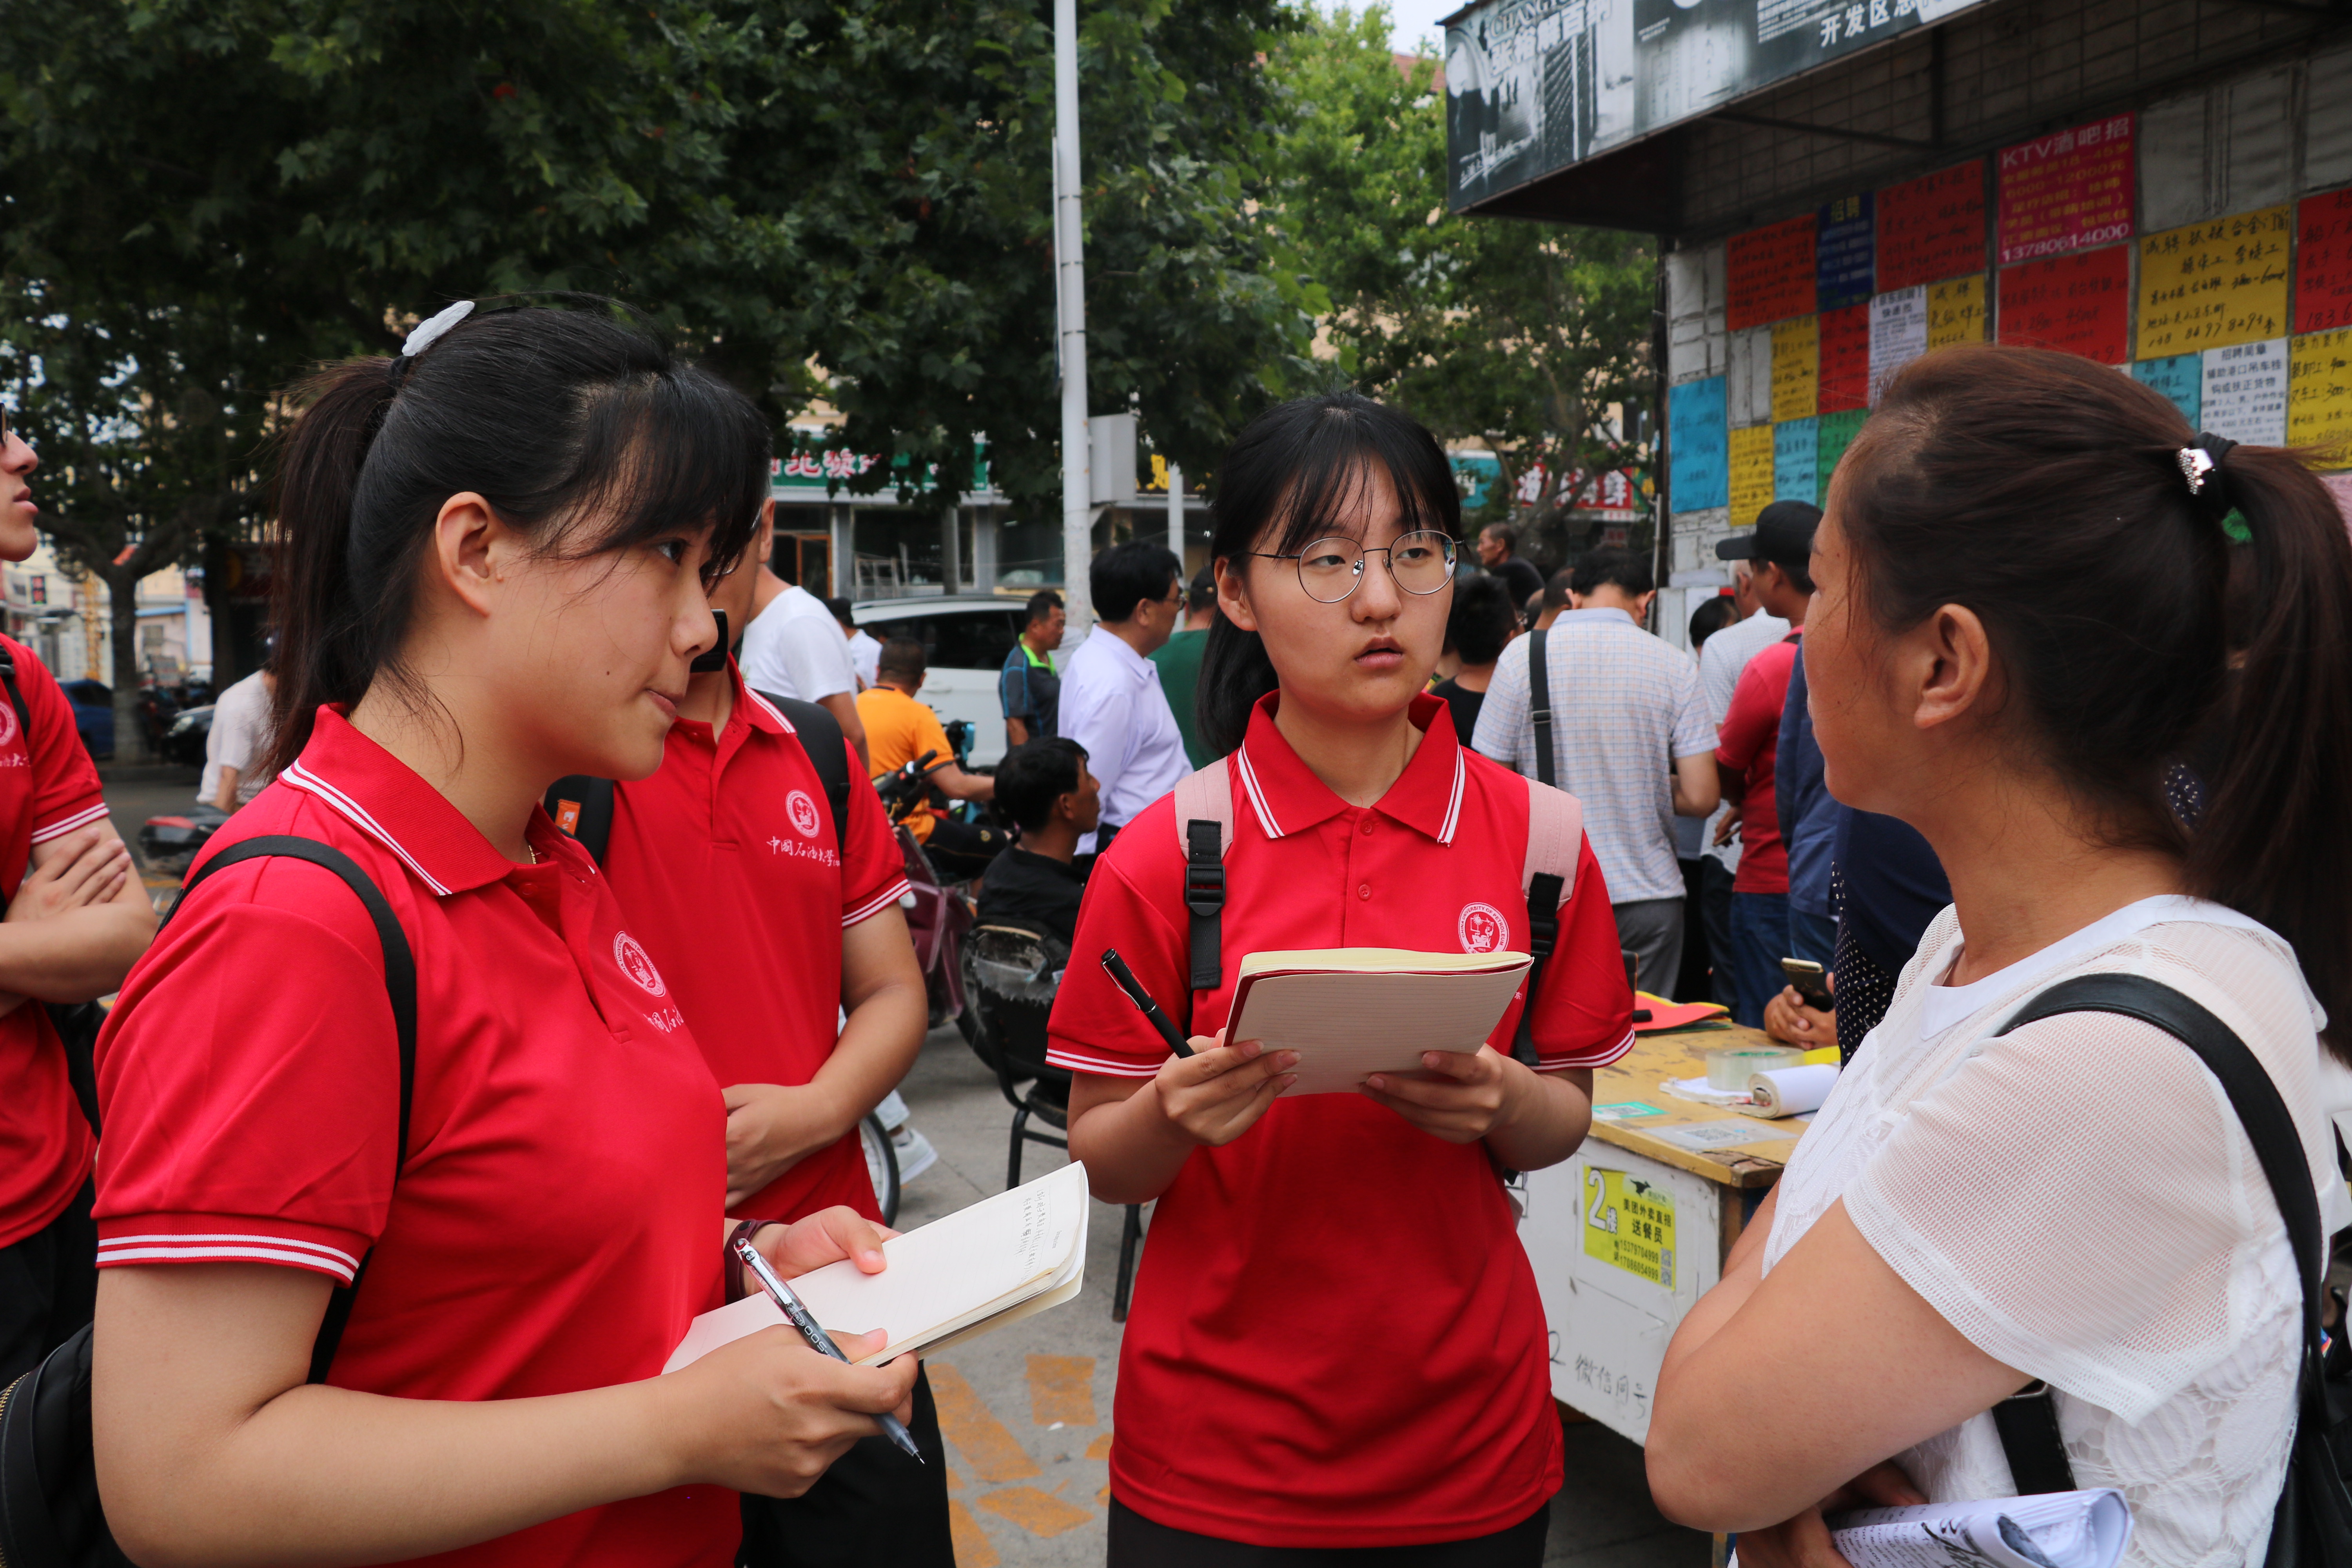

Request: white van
left=850, top=595, right=1047, bottom=767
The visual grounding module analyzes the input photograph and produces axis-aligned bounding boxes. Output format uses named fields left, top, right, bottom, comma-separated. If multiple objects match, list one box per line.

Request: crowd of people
left=0, top=300, right=2347, bottom=1568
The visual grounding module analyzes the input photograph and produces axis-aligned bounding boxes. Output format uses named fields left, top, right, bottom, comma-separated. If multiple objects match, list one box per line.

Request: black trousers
left=0, top=1179, right=97, bottom=1387
left=1107, top=1498, right=1551, bottom=1568
left=737, top=1364, right=954, bottom=1568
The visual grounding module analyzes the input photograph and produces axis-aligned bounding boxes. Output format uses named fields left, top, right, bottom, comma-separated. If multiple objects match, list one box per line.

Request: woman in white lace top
left=1645, top=342, right=2352, bottom=1568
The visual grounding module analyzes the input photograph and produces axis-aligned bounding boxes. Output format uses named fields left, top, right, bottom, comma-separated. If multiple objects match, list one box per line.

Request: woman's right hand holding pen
left=655, top=1326, right=920, bottom=1499
left=1152, top=1029, right=1298, bottom=1147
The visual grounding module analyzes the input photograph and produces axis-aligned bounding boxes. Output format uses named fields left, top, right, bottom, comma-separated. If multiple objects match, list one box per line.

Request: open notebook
left=665, top=1162, right=1089, bottom=1373
left=1221, top=947, right=1534, bottom=1096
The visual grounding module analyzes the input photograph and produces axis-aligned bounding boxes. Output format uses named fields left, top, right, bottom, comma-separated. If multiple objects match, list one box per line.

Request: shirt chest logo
left=785, top=789, right=822, bottom=839
left=1457, top=902, right=1510, bottom=954
left=612, top=930, right=668, bottom=997
left=0, top=698, right=21, bottom=757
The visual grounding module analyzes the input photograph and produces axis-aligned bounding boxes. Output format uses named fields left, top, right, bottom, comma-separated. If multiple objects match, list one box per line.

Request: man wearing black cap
left=1708, top=501, right=1819, bottom=1026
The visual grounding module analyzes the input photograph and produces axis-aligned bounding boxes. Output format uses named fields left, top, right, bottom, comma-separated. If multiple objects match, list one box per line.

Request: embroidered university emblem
left=786, top=789, right=822, bottom=839
left=0, top=697, right=20, bottom=751
left=1457, top=902, right=1508, bottom=955
left=612, top=931, right=668, bottom=997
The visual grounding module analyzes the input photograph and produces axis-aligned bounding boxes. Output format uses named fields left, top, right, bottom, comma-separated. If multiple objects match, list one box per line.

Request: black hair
left=1542, top=568, right=1574, bottom=611
left=1570, top=546, right=1654, bottom=599
left=1844, top=341, right=2352, bottom=1060
left=1091, top=541, right=1181, bottom=624
left=825, top=596, right=856, bottom=628
left=995, top=736, right=1089, bottom=834
left=1185, top=566, right=1217, bottom=615
left=877, top=636, right=927, bottom=682
left=1024, top=588, right=1064, bottom=626
left=267, top=303, right=768, bottom=775
left=1688, top=593, right=1736, bottom=649
left=1198, top=393, right=1461, bottom=756
left=1446, top=573, right=1519, bottom=667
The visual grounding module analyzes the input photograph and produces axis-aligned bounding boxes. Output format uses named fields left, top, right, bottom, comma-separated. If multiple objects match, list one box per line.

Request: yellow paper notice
left=1583, top=1167, right=1676, bottom=1290
left=2137, top=208, right=2292, bottom=358
left=1770, top=314, right=1819, bottom=423
left=2289, top=328, right=2352, bottom=470
left=1728, top=425, right=1775, bottom=528
left=1927, top=274, right=1987, bottom=348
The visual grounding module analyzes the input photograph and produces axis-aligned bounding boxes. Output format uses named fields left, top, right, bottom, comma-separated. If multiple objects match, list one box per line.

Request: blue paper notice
left=2132, top=355, right=2202, bottom=429
left=1774, top=418, right=1820, bottom=505
left=1817, top=192, right=1875, bottom=312
left=1669, top=377, right=1729, bottom=513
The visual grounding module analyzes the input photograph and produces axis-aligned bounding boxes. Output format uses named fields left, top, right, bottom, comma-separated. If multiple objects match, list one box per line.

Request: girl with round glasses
left=1048, top=392, right=1635, bottom=1566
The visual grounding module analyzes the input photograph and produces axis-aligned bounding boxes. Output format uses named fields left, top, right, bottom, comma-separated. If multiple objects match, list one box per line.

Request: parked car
left=850, top=595, right=1041, bottom=767
left=61, top=680, right=113, bottom=759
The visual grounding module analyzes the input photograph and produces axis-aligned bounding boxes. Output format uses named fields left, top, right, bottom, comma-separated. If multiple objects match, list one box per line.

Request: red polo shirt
left=599, top=671, right=911, bottom=1223
left=0, top=636, right=111, bottom=1251
left=1715, top=635, right=1800, bottom=895
left=1047, top=693, right=1633, bottom=1548
left=93, top=709, right=736, bottom=1568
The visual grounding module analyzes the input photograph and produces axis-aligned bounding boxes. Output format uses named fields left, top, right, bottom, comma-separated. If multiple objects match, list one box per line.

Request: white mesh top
left=1761, top=896, right=2332, bottom=1568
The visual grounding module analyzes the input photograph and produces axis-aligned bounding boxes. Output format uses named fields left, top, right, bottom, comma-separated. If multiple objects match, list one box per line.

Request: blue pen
left=731, top=1236, right=925, bottom=1465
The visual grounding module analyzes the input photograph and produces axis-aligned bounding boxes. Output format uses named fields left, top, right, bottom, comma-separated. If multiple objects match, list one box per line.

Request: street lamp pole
left=1053, top=0, right=1093, bottom=632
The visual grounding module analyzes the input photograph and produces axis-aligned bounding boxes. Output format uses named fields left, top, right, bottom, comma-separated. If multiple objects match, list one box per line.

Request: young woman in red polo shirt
left=1050, top=394, right=1635, bottom=1566
left=87, top=304, right=916, bottom=1568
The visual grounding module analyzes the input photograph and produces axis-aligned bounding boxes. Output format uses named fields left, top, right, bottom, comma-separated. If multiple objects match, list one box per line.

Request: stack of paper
left=1221, top=947, right=1532, bottom=1096
left=1828, top=1489, right=2132, bottom=1568
left=664, top=1162, right=1090, bottom=1372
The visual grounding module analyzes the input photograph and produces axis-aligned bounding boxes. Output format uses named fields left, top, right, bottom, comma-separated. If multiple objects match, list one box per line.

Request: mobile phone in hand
left=1780, top=957, right=1834, bottom=1011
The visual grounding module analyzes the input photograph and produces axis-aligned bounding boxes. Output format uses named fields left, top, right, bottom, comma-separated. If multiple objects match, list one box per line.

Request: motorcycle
left=874, top=748, right=978, bottom=1035
left=137, top=802, right=230, bottom=879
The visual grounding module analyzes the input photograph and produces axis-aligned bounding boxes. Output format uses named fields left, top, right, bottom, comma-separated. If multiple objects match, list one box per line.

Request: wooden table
left=1514, top=1021, right=1816, bottom=1445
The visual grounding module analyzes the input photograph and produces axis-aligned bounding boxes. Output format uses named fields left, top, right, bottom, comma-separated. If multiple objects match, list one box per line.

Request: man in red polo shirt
left=593, top=501, right=947, bottom=1568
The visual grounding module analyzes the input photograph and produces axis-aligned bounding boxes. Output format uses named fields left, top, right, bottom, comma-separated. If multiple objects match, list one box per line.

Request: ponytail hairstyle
left=1197, top=393, right=1461, bottom=756
left=263, top=301, right=771, bottom=777
left=1837, top=342, right=2352, bottom=1059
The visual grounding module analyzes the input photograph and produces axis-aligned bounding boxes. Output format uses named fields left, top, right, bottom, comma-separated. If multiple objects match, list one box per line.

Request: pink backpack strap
left=1172, top=761, right=1236, bottom=992
left=1513, top=777, right=1584, bottom=1066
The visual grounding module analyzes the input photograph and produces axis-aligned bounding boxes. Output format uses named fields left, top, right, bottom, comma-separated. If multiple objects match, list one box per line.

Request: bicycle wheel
left=860, top=1111, right=901, bottom=1226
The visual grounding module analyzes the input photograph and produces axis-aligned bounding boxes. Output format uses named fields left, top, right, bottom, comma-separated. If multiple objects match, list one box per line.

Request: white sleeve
left=1470, top=637, right=1529, bottom=769
left=1670, top=655, right=1719, bottom=759
left=1698, top=637, right=1738, bottom=726
left=776, top=616, right=855, bottom=702
left=739, top=612, right=798, bottom=699
left=1059, top=666, right=1131, bottom=802
left=214, top=685, right=260, bottom=772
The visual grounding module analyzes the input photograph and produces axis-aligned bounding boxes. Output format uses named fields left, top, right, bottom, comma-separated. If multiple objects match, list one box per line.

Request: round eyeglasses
left=1244, top=531, right=1457, bottom=604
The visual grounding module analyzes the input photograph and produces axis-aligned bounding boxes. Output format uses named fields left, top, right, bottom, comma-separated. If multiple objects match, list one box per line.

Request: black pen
left=730, top=1237, right=925, bottom=1465
left=1099, top=949, right=1194, bottom=1058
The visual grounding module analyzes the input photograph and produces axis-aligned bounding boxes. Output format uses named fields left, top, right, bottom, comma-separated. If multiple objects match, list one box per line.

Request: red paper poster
left=1818, top=305, right=1871, bottom=413
left=1996, top=245, right=2132, bottom=364
left=1728, top=215, right=1818, bottom=332
left=2297, top=188, right=2352, bottom=336
left=1997, top=114, right=2135, bottom=265
left=1877, top=161, right=1988, bottom=292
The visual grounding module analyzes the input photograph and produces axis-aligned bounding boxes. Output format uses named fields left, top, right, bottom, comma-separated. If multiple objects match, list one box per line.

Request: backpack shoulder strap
left=544, top=777, right=616, bottom=865
left=1524, top=628, right=1555, bottom=788
left=761, top=690, right=851, bottom=853
left=1172, top=761, right=1235, bottom=994
left=1511, top=777, right=1583, bottom=1067
left=171, top=835, right=417, bottom=1383
left=0, top=644, right=31, bottom=757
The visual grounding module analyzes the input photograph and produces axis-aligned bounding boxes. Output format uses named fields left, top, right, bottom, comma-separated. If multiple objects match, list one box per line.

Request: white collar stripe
left=1438, top=751, right=1465, bottom=844
left=1234, top=748, right=1284, bottom=839
left=281, top=760, right=454, bottom=897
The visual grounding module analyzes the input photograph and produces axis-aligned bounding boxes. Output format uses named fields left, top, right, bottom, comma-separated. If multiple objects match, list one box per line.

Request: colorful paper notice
left=1877, top=161, right=1987, bottom=292
left=1997, top=246, right=2131, bottom=364
left=1770, top=316, right=1819, bottom=424
left=2201, top=339, right=2288, bottom=447
left=1997, top=113, right=2134, bottom=265
left=1582, top=1168, right=1676, bottom=1290
left=1927, top=274, right=1988, bottom=348
left=2295, top=189, right=2352, bottom=336
left=1774, top=418, right=1819, bottom=504
left=1818, top=305, right=1871, bottom=414
left=2289, top=329, right=2352, bottom=469
left=1668, top=377, right=1729, bottom=514
left=1729, top=214, right=1818, bottom=332
left=1869, top=287, right=1929, bottom=405
left=1817, top=193, right=1875, bottom=312
left=1729, top=425, right=1775, bottom=529
left=1815, top=408, right=1869, bottom=500
left=2132, top=355, right=2203, bottom=429
left=2137, top=207, right=2292, bottom=358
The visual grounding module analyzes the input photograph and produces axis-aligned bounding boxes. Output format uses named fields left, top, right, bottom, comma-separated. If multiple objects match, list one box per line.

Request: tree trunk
left=105, top=567, right=150, bottom=764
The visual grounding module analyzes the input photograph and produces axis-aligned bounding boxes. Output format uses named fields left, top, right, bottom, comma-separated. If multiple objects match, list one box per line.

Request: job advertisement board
left=1446, top=0, right=1992, bottom=212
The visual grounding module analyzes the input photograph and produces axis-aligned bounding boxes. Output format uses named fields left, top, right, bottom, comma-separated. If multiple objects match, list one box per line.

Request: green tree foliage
left=1265, top=6, right=1655, bottom=544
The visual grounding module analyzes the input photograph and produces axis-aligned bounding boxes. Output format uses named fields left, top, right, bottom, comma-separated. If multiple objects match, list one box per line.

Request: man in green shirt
left=1148, top=568, right=1218, bottom=768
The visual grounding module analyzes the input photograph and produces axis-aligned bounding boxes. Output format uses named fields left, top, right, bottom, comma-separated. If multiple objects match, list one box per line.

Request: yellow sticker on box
left=1582, top=1167, right=1676, bottom=1290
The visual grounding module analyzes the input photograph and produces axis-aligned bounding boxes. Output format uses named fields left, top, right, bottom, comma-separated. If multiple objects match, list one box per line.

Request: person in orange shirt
left=855, top=637, right=1002, bottom=879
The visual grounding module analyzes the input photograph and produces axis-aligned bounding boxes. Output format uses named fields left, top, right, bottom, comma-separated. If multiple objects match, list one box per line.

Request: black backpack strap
left=0, top=645, right=31, bottom=751
left=1184, top=821, right=1225, bottom=993
left=171, top=836, right=417, bottom=1383
left=1511, top=870, right=1564, bottom=1068
left=1524, top=628, right=1554, bottom=788
left=544, top=777, right=616, bottom=865
left=761, top=691, right=851, bottom=853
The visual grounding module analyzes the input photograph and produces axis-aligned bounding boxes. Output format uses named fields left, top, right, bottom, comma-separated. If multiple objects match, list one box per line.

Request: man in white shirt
left=1057, top=541, right=1188, bottom=857
left=1693, top=520, right=1797, bottom=1008
left=828, top=597, right=881, bottom=689
left=733, top=505, right=869, bottom=769
left=198, top=665, right=276, bottom=811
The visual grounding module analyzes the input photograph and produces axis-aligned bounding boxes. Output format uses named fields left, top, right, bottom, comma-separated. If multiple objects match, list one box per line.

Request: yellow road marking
left=1085, top=1431, right=1114, bottom=1461
left=927, top=1362, right=1041, bottom=1482
left=976, top=1485, right=1095, bottom=1538
left=947, top=1499, right=1001, bottom=1566
left=1027, top=1354, right=1096, bottom=1427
